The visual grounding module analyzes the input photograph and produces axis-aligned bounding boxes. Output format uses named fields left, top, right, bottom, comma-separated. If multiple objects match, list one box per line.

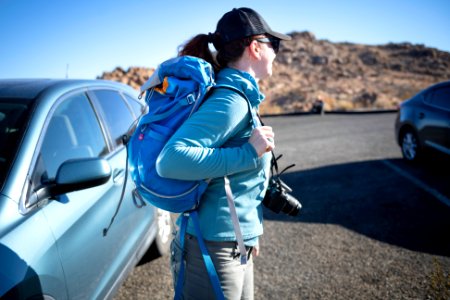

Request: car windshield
left=0, top=98, right=32, bottom=188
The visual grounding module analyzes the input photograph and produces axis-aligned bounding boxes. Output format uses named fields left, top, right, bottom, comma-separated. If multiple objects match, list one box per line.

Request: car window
left=40, top=93, right=107, bottom=179
left=0, top=99, right=32, bottom=187
left=91, top=90, right=135, bottom=149
left=124, top=94, right=146, bottom=117
left=429, top=87, right=450, bottom=110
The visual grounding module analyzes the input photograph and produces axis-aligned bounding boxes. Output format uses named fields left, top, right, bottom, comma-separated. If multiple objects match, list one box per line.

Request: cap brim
left=267, top=30, right=291, bottom=40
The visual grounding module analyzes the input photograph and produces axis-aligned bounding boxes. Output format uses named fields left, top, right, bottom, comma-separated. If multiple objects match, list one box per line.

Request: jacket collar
left=215, top=68, right=265, bottom=107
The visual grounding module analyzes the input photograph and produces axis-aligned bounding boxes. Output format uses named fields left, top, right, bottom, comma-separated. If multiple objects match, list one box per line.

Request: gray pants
left=170, top=233, right=254, bottom=300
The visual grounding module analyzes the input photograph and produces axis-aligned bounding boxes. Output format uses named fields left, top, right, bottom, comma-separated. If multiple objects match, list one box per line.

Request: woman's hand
left=248, top=126, right=275, bottom=157
left=252, top=244, right=260, bottom=257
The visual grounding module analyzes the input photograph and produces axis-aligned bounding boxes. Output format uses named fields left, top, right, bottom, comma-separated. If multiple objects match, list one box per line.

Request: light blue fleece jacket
left=156, top=67, right=271, bottom=246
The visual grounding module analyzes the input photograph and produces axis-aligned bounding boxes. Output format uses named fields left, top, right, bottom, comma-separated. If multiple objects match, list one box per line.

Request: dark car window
left=0, top=99, right=32, bottom=187
left=429, top=87, right=450, bottom=110
left=40, top=93, right=107, bottom=179
left=91, top=90, right=135, bottom=149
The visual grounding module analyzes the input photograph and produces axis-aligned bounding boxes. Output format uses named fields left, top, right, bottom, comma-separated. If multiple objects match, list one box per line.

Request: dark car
left=0, top=79, right=173, bottom=299
left=395, top=81, right=450, bottom=161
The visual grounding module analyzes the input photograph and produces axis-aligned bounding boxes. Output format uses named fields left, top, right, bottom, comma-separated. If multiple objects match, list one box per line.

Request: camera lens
left=280, top=192, right=302, bottom=216
left=263, top=178, right=302, bottom=216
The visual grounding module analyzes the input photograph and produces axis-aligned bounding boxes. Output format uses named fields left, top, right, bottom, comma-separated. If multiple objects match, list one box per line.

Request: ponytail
left=178, top=34, right=220, bottom=72
left=178, top=33, right=254, bottom=72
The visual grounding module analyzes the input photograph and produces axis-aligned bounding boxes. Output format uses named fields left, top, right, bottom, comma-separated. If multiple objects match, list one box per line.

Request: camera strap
left=256, top=112, right=295, bottom=178
left=270, top=152, right=296, bottom=180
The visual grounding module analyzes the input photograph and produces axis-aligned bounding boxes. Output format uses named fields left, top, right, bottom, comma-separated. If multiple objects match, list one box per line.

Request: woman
left=157, top=7, right=291, bottom=300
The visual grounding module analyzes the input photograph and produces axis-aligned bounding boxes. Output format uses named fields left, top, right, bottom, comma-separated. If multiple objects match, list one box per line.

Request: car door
left=38, top=89, right=155, bottom=299
left=421, top=85, right=450, bottom=154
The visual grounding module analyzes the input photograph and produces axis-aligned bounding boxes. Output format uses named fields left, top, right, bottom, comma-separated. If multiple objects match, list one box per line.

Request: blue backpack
left=127, top=56, right=253, bottom=300
left=127, top=56, right=213, bottom=213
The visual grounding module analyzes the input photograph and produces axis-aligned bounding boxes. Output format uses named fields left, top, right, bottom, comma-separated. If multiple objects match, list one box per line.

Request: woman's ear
left=247, top=40, right=262, bottom=60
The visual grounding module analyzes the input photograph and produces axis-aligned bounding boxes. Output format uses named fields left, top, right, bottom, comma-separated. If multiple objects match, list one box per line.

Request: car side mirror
left=52, top=158, right=112, bottom=195
left=27, top=158, right=112, bottom=209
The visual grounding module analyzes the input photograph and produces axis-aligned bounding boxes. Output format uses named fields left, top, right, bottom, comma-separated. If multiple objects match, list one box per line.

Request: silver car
left=0, top=79, right=172, bottom=299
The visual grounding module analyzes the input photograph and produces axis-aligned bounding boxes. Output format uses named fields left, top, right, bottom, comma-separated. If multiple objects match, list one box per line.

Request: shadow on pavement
left=263, top=158, right=450, bottom=257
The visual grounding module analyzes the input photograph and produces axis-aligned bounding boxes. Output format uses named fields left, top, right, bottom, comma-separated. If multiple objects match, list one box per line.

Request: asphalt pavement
left=115, top=112, right=450, bottom=300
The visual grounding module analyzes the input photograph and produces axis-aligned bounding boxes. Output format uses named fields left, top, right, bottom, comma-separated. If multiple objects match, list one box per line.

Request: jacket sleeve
left=156, top=88, right=259, bottom=180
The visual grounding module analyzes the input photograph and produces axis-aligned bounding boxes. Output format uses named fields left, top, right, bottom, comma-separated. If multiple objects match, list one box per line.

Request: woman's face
left=253, top=39, right=277, bottom=81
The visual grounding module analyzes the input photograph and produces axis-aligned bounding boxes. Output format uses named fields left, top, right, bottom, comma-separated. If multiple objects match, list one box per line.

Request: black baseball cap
left=215, top=7, right=291, bottom=44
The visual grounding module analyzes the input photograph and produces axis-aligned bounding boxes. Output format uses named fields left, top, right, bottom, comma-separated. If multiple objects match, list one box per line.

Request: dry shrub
left=335, top=99, right=355, bottom=111
left=427, top=258, right=450, bottom=300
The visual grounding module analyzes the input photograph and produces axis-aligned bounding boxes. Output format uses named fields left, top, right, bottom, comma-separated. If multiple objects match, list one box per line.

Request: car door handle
left=113, top=168, right=125, bottom=184
left=418, top=112, right=425, bottom=119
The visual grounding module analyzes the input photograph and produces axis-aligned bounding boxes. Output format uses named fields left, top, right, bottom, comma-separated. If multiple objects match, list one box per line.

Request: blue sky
left=1, top=0, right=449, bottom=79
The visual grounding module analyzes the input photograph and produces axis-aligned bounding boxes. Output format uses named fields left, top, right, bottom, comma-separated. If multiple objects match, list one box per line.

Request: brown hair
left=178, top=34, right=254, bottom=73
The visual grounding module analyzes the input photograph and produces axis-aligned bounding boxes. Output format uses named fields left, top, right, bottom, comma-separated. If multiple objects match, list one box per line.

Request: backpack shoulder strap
left=211, top=84, right=256, bottom=266
left=212, top=84, right=259, bottom=128
left=175, top=212, right=225, bottom=300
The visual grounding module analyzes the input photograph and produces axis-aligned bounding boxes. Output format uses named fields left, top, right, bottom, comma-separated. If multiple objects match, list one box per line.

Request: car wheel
left=137, top=209, right=174, bottom=265
left=401, top=129, right=421, bottom=161
left=154, top=208, right=173, bottom=256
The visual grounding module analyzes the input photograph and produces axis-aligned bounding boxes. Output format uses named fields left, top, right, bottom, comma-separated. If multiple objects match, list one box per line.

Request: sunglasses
left=253, top=37, right=281, bottom=54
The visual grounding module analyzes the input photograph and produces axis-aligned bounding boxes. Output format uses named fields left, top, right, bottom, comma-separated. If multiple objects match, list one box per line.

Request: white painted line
left=382, top=160, right=450, bottom=208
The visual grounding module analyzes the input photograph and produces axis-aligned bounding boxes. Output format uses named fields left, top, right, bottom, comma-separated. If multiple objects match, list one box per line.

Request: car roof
left=0, top=79, right=62, bottom=101
left=0, top=79, right=137, bottom=103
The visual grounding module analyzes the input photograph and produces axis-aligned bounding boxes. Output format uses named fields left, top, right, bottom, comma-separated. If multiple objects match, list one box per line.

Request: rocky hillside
left=98, top=31, right=450, bottom=114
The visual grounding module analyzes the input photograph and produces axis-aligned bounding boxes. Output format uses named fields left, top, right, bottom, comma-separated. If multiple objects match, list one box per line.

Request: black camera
left=262, top=154, right=302, bottom=216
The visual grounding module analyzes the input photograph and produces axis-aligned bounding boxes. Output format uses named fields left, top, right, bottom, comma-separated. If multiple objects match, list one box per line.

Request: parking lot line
left=382, top=160, right=450, bottom=208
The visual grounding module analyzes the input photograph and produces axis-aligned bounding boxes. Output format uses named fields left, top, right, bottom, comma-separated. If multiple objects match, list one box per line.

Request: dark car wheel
left=401, top=129, right=421, bottom=161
